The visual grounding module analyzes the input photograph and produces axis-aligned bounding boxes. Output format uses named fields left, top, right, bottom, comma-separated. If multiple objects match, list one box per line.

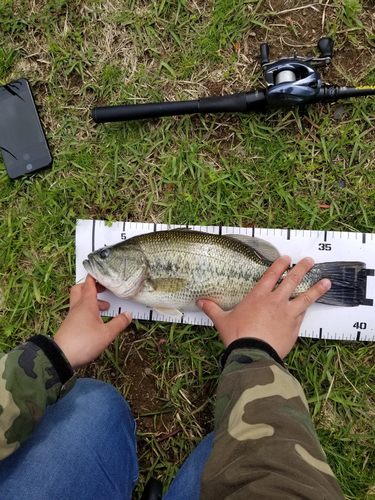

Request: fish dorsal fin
left=224, top=234, right=281, bottom=262
left=169, top=227, right=193, bottom=232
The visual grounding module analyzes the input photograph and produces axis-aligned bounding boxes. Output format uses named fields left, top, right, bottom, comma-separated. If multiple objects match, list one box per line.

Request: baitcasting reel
left=260, top=38, right=333, bottom=108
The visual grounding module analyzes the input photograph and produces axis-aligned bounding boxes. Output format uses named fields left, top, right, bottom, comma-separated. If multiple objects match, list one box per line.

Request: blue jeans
left=0, top=379, right=213, bottom=500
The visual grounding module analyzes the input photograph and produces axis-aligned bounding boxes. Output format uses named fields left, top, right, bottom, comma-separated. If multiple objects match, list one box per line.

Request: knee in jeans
left=71, top=379, right=132, bottom=424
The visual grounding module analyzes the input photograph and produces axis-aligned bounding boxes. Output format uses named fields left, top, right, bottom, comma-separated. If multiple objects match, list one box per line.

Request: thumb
left=105, top=312, right=132, bottom=339
left=197, top=299, right=224, bottom=324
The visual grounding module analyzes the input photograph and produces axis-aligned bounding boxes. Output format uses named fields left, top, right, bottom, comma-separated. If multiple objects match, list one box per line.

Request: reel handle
left=260, top=43, right=270, bottom=66
left=318, top=38, right=334, bottom=59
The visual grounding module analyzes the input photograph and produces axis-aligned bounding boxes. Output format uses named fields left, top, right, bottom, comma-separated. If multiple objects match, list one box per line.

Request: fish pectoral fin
left=224, top=234, right=281, bottom=262
left=153, top=307, right=184, bottom=318
left=152, top=278, right=187, bottom=293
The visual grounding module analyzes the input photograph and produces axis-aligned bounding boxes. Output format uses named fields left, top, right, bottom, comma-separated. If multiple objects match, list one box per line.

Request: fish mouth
left=83, top=258, right=107, bottom=284
left=83, top=259, right=93, bottom=275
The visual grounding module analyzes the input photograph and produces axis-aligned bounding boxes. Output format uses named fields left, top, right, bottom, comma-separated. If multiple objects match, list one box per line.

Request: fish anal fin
left=153, top=307, right=184, bottom=318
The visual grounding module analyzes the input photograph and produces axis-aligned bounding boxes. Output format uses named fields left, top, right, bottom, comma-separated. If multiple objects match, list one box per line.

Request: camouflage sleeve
left=0, top=334, right=75, bottom=461
left=201, top=338, right=345, bottom=500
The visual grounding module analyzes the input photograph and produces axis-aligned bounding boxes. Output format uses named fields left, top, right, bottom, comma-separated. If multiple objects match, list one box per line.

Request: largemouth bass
left=83, top=229, right=366, bottom=318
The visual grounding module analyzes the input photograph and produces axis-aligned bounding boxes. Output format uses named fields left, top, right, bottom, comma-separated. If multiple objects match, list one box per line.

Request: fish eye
left=100, top=248, right=110, bottom=259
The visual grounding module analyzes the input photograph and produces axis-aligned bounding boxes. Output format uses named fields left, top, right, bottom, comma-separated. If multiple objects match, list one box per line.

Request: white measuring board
left=75, top=220, right=375, bottom=342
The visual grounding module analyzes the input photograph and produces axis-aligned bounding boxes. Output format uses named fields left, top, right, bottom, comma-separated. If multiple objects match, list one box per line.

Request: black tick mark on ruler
left=363, top=269, right=374, bottom=307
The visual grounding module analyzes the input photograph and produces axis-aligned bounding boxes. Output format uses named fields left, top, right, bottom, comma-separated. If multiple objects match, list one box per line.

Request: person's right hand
left=197, top=256, right=331, bottom=359
left=54, top=275, right=132, bottom=370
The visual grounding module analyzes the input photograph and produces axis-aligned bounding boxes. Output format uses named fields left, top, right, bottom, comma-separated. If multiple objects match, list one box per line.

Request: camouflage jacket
left=0, top=334, right=75, bottom=461
left=201, top=338, right=345, bottom=500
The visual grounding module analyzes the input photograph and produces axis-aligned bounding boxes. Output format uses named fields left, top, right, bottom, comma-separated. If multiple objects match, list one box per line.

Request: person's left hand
left=54, top=275, right=132, bottom=369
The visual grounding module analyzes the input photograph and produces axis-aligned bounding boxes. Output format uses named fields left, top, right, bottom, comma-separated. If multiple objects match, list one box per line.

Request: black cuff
left=28, top=335, right=74, bottom=385
left=221, top=338, right=284, bottom=370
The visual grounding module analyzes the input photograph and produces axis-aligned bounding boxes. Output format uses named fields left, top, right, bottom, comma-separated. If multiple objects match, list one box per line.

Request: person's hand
left=54, top=275, right=132, bottom=370
left=197, top=256, right=331, bottom=359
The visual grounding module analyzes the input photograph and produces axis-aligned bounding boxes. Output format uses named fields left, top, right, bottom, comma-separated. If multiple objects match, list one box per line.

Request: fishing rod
left=91, top=38, right=375, bottom=123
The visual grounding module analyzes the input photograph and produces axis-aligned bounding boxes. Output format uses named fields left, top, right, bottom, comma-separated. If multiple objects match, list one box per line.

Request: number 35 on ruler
left=318, top=243, right=331, bottom=251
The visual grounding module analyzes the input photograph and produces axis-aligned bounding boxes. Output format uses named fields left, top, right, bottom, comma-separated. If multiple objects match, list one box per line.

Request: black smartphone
left=0, top=79, right=52, bottom=179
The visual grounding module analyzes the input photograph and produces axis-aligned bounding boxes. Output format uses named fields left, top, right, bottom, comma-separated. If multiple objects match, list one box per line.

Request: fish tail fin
left=314, top=261, right=367, bottom=306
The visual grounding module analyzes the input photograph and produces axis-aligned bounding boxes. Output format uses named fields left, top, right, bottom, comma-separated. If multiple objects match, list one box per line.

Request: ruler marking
left=362, top=269, right=375, bottom=307
left=362, top=233, right=366, bottom=244
left=287, top=229, right=291, bottom=240
left=118, top=307, right=122, bottom=314
left=324, top=231, right=327, bottom=242
left=319, top=328, right=322, bottom=339
left=123, top=222, right=126, bottom=232
left=92, top=220, right=96, bottom=252
left=356, top=331, right=361, bottom=341
left=149, top=310, right=153, bottom=321
left=252, top=226, right=255, bottom=237
left=219, top=225, right=222, bottom=235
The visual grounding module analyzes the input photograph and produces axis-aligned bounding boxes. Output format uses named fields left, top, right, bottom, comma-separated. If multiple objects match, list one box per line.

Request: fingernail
left=197, top=300, right=204, bottom=309
left=280, top=255, right=291, bottom=263
left=124, top=312, right=132, bottom=321
left=321, top=278, right=331, bottom=289
left=305, top=257, right=315, bottom=266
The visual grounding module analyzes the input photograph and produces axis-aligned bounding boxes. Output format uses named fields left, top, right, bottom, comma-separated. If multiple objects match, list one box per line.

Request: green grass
left=0, top=0, right=375, bottom=498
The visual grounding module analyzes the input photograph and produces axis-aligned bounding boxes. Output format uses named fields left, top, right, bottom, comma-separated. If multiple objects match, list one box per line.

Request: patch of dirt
left=206, top=81, right=226, bottom=96
left=80, top=335, right=168, bottom=436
